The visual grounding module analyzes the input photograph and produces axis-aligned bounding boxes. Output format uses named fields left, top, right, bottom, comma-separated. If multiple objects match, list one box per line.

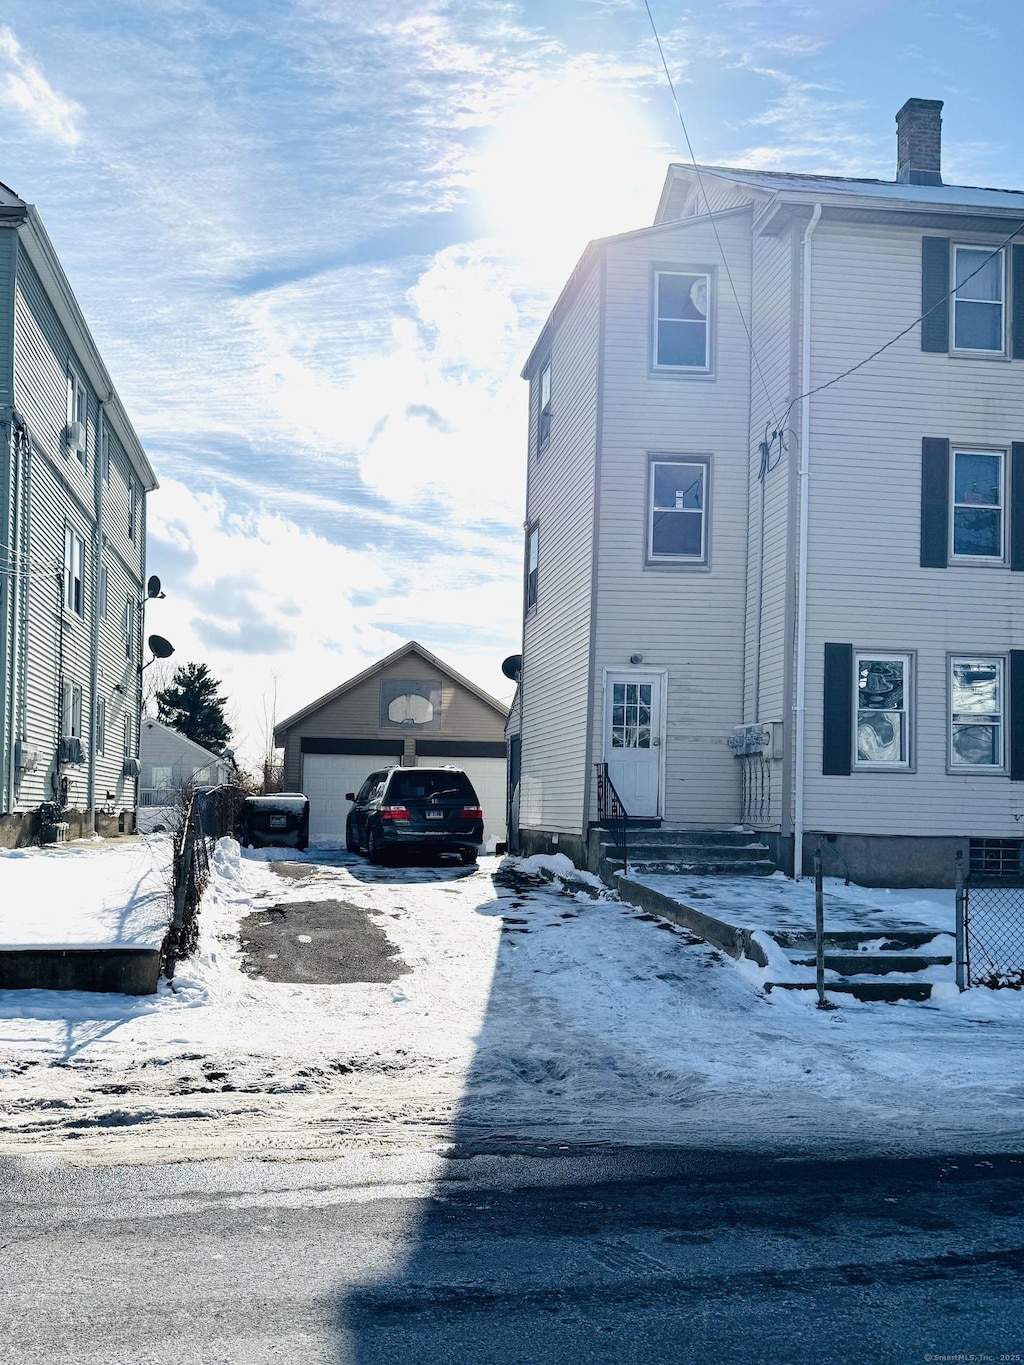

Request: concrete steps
left=764, top=927, right=953, bottom=1002
left=599, top=826, right=776, bottom=879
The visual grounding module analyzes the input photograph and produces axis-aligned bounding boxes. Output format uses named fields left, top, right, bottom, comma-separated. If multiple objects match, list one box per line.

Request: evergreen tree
left=155, top=662, right=232, bottom=751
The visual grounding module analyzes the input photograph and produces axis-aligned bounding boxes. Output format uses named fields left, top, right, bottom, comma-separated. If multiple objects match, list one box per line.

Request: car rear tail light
left=460, top=806, right=483, bottom=819
left=380, top=805, right=411, bottom=821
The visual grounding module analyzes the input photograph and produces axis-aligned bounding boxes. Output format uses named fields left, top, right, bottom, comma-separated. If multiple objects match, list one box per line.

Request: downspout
left=793, top=202, right=821, bottom=880
left=2, top=417, right=14, bottom=812
left=86, top=399, right=106, bottom=823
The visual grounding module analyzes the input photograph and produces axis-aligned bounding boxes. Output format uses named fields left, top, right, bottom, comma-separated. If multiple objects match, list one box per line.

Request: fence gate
left=956, top=849, right=1024, bottom=990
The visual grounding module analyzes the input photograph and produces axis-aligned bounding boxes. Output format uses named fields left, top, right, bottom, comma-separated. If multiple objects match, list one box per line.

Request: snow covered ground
left=0, top=837, right=172, bottom=948
left=0, top=842, right=1022, bottom=1165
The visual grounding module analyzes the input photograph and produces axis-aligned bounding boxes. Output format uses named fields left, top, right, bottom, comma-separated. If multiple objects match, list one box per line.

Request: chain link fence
left=956, top=851, right=1024, bottom=990
left=164, top=785, right=246, bottom=980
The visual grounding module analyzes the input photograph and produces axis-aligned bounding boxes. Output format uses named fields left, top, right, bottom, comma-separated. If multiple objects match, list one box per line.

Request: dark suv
left=345, top=767, right=484, bottom=865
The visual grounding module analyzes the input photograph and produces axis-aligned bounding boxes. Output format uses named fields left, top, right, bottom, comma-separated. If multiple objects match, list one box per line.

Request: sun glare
left=474, top=72, right=666, bottom=283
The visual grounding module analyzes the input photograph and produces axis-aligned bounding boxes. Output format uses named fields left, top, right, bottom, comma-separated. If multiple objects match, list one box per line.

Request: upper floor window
left=647, top=457, right=708, bottom=564
left=950, top=657, right=1004, bottom=770
left=67, top=370, right=88, bottom=468
left=952, top=449, right=1004, bottom=559
left=653, top=270, right=711, bottom=372
left=855, top=654, right=911, bottom=768
left=61, top=679, right=83, bottom=740
left=538, top=360, right=552, bottom=451
left=524, top=524, right=539, bottom=613
left=953, top=245, right=1004, bottom=353
left=63, top=525, right=85, bottom=617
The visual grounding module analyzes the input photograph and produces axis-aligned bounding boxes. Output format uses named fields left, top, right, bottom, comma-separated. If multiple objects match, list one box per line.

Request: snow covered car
left=345, top=767, right=483, bottom=865
left=243, top=793, right=310, bottom=850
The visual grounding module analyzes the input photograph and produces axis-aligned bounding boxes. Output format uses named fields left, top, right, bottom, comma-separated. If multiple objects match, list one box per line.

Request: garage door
left=424, top=756, right=507, bottom=849
left=302, top=754, right=397, bottom=847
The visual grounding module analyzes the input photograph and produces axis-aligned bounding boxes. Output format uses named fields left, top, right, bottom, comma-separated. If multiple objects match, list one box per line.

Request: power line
left=643, top=0, right=779, bottom=427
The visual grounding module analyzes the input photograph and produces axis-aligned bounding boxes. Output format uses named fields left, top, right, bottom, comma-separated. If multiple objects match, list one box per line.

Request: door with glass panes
left=604, top=673, right=662, bottom=818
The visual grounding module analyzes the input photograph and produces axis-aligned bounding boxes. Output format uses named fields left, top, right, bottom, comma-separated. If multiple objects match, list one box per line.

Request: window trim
left=853, top=651, right=914, bottom=771
left=948, top=654, right=1006, bottom=774
left=950, top=447, right=1006, bottom=562
left=67, top=369, right=88, bottom=467
left=952, top=243, right=1006, bottom=356
left=650, top=265, right=715, bottom=376
left=537, top=359, right=552, bottom=453
left=61, top=678, right=83, bottom=740
left=524, top=522, right=539, bottom=615
left=63, top=525, right=85, bottom=618
left=645, top=453, right=711, bottom=568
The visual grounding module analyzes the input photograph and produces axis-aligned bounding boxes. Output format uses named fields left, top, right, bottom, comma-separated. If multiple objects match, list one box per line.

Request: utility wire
left=643, top=0, right=779, bottom=427
left=773, top=216, right=1024, bottom=436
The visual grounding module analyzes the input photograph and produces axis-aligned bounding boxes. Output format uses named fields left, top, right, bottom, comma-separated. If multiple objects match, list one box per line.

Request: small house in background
left=274, top=641, right=509, bottom=848
left=136, top=718, right=232, bottom=832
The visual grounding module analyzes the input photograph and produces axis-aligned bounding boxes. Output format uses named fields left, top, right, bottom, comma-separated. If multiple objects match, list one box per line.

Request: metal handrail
left=595, top=762, right=629, bottom=875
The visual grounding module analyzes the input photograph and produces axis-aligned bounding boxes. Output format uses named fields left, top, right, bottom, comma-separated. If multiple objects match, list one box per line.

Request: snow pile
left=0, top=836, right=173, bottom=949
left=511, top=853, right=606, bottom=891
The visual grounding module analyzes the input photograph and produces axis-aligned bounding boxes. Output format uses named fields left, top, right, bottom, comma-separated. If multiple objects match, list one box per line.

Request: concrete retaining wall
left=0, top=946, right=163, bottom=994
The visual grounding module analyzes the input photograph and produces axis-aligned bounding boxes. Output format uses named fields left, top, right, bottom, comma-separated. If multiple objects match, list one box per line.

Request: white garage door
left=302, top=754, right=397, bottom=847
left=424, top=756, right=507, bottom=848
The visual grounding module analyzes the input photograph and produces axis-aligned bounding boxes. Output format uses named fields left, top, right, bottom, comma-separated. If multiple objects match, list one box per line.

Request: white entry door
left=604, top=673, right=662, bottom=818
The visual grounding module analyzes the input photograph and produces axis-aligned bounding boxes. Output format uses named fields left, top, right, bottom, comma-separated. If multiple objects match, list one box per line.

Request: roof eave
left=18, top=206, right=158, bottom=492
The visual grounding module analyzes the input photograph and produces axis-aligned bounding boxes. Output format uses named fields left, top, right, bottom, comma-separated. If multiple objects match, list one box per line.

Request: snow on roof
left=674, top=163, right=1024, bottom=212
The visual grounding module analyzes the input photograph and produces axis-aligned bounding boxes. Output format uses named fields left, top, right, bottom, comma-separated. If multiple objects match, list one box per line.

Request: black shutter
left=823, top=643, right=853, bottom=776
left=921, top=237, right=950, bottom=353
left=1010, top=652, right=1024, bottom=781
left=1012, top=245, right=1024, bottom=359
left=1011, top=444, right=1024, bottom=572
left=920, top=437, right=950, bottom=568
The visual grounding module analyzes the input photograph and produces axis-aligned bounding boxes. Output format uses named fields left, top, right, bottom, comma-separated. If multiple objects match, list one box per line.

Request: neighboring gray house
left=517, top=99, right=1024, bottom=886
left=274, top=641, right=509, bottom=847
left=0, top=179, right=158, bottom=845
left=137, top=717, right=232, bottom=826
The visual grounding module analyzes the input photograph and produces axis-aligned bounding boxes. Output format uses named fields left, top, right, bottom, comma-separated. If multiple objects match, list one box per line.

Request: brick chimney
left=895, top=98, right=943, bottom=185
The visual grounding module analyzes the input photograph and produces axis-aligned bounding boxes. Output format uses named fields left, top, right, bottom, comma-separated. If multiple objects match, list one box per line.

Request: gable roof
left=140, top=717, right=231, bottom=767
left=274, top=640, right=509, bottom=738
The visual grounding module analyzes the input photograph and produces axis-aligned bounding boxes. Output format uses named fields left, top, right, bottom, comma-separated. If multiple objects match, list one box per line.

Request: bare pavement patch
left=238, top=883, right=408, bottom=985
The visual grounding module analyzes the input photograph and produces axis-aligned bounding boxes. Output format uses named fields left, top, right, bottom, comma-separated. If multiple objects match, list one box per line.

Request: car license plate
left=269, top=815, right=287, bottom=829
left=425, top=810, right=444, bottom=819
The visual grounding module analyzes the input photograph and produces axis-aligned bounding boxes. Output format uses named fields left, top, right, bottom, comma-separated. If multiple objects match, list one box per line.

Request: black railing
left=164, top=785, right=246, bottom=980
left=595, top=763, right=630, bottom=875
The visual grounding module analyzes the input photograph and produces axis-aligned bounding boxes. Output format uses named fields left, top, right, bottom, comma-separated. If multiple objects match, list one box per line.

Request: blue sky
left=1, top=0, right=1021, bottom=762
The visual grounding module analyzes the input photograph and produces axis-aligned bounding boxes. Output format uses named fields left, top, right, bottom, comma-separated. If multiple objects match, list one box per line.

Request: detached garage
left=274, top=642, right=509, bottom=849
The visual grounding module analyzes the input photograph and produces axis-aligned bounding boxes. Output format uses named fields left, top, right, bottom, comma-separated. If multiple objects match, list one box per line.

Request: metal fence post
left=814, top=847, right=826, bottom=1009
left=955, top=850, right=967, bottom=991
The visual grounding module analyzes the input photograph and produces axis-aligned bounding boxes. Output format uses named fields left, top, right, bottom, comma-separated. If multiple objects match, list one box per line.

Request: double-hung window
left=952, top=449, right=1004, bottom=559
left=950, top=657, right=1004, bottom=769
left=537, top=360, right=552, bottom=451
left=953, top=245, right=1005, bottom=353
left=855, top=654, right=911, bottom=768
left=524, top=524, right=539, bottom=613
left=653, top=270, right=711, bottom=372
left=64, top=526, right=85, bottom=617
left=647, top=457, right=708, bottom=564
left=61, top=679, right=83, bottom=740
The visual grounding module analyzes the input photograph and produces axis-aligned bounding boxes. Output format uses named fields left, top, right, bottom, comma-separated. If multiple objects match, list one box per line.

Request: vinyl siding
left=9, top=250, right=145, bottom=813
left=519, top=260, right=602, bottom=835
left=280, top=655, right=506, bottom=791
left=592, top=211, right=752, bottom=827
left=798, top=222, right=1024, bottom=836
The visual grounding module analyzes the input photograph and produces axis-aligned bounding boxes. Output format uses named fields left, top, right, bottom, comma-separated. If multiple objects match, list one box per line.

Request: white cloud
left=0, top=26, right=82, bottom=147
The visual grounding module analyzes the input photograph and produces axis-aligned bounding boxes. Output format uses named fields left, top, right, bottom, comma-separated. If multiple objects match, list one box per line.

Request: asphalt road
left=2, top=1144, right=1023, bottom=1364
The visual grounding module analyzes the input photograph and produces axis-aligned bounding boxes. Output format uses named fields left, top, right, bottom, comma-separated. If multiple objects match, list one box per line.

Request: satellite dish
left=147, top=575, right=165, bottom=599
left=148, top=635, right=175, bottom=659
left=501, top=653, right=522, bottom=682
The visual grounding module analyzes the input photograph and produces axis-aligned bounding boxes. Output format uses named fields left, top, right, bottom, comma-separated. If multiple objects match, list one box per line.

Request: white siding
left=592, top=211, right=753, bottom=827
left=797, top=223, right=1024, bottom=836
left=519, top=261, right=602, bottom=835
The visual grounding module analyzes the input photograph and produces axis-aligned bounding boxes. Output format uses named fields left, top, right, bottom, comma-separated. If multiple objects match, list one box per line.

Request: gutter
left=793, top=202, right=821, bottom=880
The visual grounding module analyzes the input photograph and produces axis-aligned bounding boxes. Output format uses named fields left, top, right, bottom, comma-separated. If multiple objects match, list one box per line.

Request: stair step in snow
left=600, top=827, right=762, bottom=848
left=787, top=952, right=951, bottom=975
left=765, top=979, right=934, bottom=1003
left=772, top=929, right=943, bottom=952
left=612, top=842, right=771, bottom=862
left=624, top=858, right=777, bottom=878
